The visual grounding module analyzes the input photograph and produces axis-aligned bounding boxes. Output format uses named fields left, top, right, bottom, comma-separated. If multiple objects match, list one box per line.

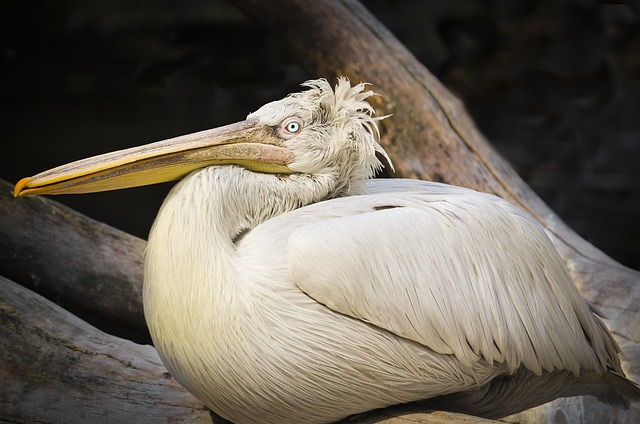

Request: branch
left=0, top=274, right=211, bottom=423
left=0, top=179, right=147, bottom=337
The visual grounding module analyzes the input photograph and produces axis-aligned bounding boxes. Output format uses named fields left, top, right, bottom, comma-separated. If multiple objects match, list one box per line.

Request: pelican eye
left=281, top=118, right=302, bottom=135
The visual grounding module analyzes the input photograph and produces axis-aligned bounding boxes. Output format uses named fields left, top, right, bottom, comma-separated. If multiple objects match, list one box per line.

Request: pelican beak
left=14, top=118, right=294, bottom=197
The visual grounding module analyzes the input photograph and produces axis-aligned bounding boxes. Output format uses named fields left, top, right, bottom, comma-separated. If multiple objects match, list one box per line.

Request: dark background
left=2, top=0, right=639, bottom=270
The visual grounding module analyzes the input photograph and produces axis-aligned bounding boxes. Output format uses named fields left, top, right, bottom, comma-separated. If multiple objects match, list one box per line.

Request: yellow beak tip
left=14, top=177, right=32, bottom=197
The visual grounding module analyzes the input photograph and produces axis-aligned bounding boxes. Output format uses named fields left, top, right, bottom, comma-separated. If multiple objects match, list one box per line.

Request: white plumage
left=16, top=78, right=639, bottom=423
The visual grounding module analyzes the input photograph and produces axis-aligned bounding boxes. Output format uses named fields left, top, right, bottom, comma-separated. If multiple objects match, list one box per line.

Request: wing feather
left=288, top=185, right=617, bottom=376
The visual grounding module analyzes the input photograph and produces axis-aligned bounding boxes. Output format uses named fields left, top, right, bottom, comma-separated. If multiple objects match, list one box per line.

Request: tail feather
left=600, top=371, right=640, bottom=408
left=425, top=367, right=640, bottom=419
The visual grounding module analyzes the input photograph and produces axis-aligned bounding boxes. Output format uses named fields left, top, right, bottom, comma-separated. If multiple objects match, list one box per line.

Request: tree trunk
left=1, top=0, right=638, bottom=422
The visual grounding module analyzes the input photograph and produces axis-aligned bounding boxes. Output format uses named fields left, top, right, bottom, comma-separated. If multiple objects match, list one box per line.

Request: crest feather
left=299, top=78, right=393, bottom=172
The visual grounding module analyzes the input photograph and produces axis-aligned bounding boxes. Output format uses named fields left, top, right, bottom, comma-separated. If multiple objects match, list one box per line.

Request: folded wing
left=288, top=186, right=620, bottom=377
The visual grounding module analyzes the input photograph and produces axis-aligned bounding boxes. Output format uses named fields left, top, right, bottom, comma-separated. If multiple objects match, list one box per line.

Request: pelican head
left=15, top=78, right=389, bottom=199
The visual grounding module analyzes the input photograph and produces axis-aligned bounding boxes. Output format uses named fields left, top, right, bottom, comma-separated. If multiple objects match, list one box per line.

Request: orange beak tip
left=14, top=177, right=32, bottom=197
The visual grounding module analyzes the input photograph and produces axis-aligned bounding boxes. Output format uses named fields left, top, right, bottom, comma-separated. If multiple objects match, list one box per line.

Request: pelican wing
left=289, top=182, right=616, bottom=376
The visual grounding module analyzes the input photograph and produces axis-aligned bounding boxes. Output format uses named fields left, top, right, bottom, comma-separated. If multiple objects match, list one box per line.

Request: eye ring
left=282, top=118, right=302, bottom=135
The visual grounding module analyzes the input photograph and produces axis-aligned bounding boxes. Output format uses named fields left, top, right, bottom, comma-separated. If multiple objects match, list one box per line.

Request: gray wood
left=0, top=179, right=146, bottom=334
left=0, top=275, right=211, bottom=423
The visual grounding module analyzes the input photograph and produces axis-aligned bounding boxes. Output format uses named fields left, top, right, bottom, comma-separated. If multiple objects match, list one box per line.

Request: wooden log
left=0, top=274, right=211, bottom=423
left=230, top=0, right=640, bottom=421
left=0, top=179, right=147, bottom=338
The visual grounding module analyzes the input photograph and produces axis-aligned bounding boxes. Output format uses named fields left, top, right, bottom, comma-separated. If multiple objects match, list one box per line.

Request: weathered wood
left=343, top=405, right=497, bottom=424
left=231, top=0, right=640, bottom=422
left=0, top=275, right=212, bottom=423
left=0, top=179, right=147, bottom=336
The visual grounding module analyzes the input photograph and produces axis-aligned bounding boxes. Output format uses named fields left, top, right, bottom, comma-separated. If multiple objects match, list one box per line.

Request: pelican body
left=16, top=79, right=640, bottom=423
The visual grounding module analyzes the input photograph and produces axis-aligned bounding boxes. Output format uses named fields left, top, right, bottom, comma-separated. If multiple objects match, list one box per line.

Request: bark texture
left=0, top=275, right=211, bottom=423
left=0, top=180, right=146, bottom=337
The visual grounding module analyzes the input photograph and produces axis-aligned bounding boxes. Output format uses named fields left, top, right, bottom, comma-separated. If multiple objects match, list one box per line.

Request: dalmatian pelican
left=15, top=78, right=640, bottom=423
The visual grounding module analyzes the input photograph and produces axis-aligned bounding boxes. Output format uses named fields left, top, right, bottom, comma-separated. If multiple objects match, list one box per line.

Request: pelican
left=15, top=78, right=640, bottom=423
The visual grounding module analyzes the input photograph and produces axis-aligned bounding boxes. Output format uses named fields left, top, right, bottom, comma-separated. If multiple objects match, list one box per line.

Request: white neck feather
left=142, top=166, right=340, bottom=370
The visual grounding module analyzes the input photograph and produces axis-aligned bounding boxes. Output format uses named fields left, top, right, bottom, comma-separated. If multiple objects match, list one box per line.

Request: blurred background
left=1, top=0, right=639, bottom=270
